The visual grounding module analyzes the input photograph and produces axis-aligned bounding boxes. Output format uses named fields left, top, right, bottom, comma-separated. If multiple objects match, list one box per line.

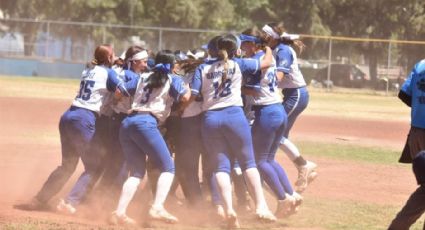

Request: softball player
left=15, top=45, right=121, bottom=213
left=187, top=34, right=276, bottom=228
left=388, top=59, right=425, bottom=229
left=96, top=46, right=149, bottom=201
left=240, top=27, right=302, bottom=218
left=109, top=51, right=190, bottom=225
left=175, top=62, right=205, bottom=207
left=176, top=36, right=225, bottom=212
left=262, top=22, right=317, bottom=193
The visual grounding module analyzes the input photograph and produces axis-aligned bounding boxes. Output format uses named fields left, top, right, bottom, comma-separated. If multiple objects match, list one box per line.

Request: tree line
left=1, top=0, right=425, bottom=81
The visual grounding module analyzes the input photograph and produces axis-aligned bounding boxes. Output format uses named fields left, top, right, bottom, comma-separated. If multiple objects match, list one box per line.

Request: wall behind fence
left=0, top=57, right=84, bottom=78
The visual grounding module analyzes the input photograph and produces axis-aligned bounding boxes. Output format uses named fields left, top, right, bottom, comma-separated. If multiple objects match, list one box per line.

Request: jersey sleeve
left=119, top=71, right=140, bottom=97
left=106, top=68, right=124, bottom=92
left=170, top=75, right=188, bottom=102
left=243, top=74, right=261, bottom=92
left=275, top=46, right=293, bottom=74
left=234, top=58, right=260, bottom=75
left=191, top=66, right=203, bottom=96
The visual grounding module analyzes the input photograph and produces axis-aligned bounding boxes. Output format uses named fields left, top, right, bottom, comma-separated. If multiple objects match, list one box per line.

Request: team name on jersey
left=82, top=71, right=96, bottom=80
left=206, top=67, right=236, bottom=79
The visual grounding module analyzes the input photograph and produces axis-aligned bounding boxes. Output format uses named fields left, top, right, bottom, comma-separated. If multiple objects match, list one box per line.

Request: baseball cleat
left=255, top=208, right=277, bottom=222
left=275, top=195, right=296, bottom=218
left=295, top=161, right=318, bottom=193
left=289, top=192, right=303, bottom=214
left=226, top=212, right=240, bottom=229
left=108, top=211, right=136, bottom=226
left=14, top=198, right=50, bottom=211
left=56, top=199, right=76, bottom=214
left=216, top=204, right=226, bottom=219
left=148, top=206, right=178, bottom=223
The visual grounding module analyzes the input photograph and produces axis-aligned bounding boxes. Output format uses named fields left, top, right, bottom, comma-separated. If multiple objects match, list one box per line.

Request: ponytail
left=178, top=58, right=204, bottom=74
left=217, top=49, right=229, bottom=92
left=146, top=64, right=170, bottom=89
left=145, top=51, right=175, bottom=89
left=281, top=38, right=306, bottom=55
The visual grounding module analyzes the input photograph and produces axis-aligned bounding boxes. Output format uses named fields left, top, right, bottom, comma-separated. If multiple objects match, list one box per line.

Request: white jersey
left=245, top=52, right=282, bottom=106
left=181, top=72, right=203, bottom=118
left=197, top=60, right=244, bottom=111
left=131, top=73, right=186, bottom=124
left=274, top=44, right=306, bottom=89
left=72, top=65, right=110, bottom=114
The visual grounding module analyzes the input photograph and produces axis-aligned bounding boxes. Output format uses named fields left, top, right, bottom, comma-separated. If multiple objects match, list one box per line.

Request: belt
left=130, top=111, right=159, bottom=123
left=69, top=106, right=99, bottom=119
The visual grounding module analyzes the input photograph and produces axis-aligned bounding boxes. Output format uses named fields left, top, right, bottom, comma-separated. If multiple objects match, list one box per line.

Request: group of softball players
left=16, top=22, right=318, bottom=229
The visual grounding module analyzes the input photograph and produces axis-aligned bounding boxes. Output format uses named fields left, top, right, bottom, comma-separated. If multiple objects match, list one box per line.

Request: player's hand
left=114, top=88, right=123, bottom=100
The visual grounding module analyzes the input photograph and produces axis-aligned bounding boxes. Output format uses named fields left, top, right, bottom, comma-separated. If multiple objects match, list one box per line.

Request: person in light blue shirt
left=389, top=59, right=425, bottom=230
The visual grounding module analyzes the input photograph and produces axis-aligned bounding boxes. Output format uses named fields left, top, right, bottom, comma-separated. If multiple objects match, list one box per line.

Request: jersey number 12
left=213, top=79, right=232, bottom=99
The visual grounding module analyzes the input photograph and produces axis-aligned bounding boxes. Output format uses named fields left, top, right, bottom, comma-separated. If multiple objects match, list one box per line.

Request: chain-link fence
left=1, top=17, right=425, bottom=92
left=0, top=18, right=226, bottom=62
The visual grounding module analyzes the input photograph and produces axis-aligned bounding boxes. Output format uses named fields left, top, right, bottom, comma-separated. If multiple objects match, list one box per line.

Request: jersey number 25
left=76, top=80, right=95, bottom=101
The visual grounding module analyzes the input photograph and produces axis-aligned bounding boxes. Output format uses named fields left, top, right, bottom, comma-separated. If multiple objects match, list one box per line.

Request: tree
left=319, top=0, right=402, bottom=82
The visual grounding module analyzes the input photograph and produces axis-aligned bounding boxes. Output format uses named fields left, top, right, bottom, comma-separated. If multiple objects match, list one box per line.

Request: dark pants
left=35, top=107, right=96, bottom=203
left=388, top=185, right=425, bottom=230
left=176, top=115, right=204, bottom=206
left=96, top=113, right=128, bottom=194
left=389, top=127, right=425, bottom=229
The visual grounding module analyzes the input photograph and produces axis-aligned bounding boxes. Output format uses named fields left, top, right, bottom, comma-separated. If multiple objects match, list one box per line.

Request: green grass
left=1, top=219, right=130, bottom=230
left=0, top=75, right=410, bottom=121
left=0, top=75, right=78, bottom=99
left=284, top=197, right=424, bottom=230
left=297, top=141, right=402, bottom=165
left=306, top=86, right=410, bottom=122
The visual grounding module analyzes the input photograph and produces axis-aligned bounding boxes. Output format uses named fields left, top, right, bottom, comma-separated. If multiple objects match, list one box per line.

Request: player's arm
left=398, top=91, right=411, bottom=107
left=170, top=75, right=191, bottom=103
left=275, top=47, right=293, bottom=82
left=242, top=74, right=261, bottom=96
left=179, top=66, right=202, bottom=113
left=260, top=46, right=272, bottom=69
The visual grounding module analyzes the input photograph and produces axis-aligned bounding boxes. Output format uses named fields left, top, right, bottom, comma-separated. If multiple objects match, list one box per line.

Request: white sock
left=279, top=137, right=301, bottom=161
left=152, top=172, right=174, bottom=209
left=115, top=176, right=140, bottom=216
left=243, top=168, right=269, bottom=211
left=215, top=172, right=235, bottom=215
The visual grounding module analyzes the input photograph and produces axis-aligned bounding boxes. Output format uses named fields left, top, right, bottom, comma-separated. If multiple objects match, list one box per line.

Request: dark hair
left=207, top=35, right=223, bottom=58
left=217, top=34, right=238, bottom=60
left=124, top=46, right=144, bottom=62
left=123, top=46, right=145, bottom=69
left=178, top=58, right=204, bottom=74
left=145, top=50, right=175, bottom=89
left=265, top=22, right=306, bottom=54
left=91, top=44, right=113, bottom=67
left=216, top=34, right=238, bottom=93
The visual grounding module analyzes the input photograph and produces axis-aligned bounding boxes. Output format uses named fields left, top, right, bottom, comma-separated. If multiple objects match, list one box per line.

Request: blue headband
left=154, top=63, right=171, bottom=74
left=239, top=34, right=261, bottom=44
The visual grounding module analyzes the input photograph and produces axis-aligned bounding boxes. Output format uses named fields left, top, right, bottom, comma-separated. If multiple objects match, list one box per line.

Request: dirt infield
left=0, top=96, right=415, bottom=229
